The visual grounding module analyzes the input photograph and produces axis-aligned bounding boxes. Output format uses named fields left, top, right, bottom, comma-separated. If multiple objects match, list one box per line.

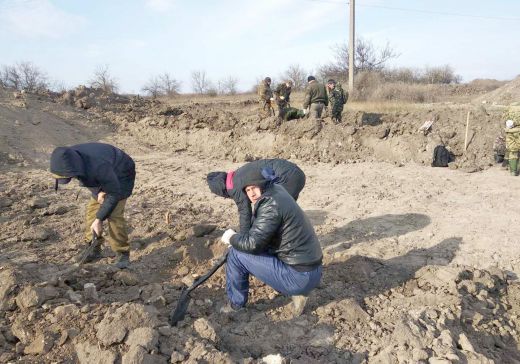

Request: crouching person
left=50, top=142, right=136, bottom=269
left=220, top=168, right=322, bottom=316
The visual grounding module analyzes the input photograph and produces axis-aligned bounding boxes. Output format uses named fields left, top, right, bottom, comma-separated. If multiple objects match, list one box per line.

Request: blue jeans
left=226, top=248, right=322, bottom=307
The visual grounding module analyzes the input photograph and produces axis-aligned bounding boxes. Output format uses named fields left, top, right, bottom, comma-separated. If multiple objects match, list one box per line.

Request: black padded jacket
left=50, top=143, right=135, bottom=221
left=230, top=184, right=322, bottom=267
left=229, top=159, right=305, bottom=234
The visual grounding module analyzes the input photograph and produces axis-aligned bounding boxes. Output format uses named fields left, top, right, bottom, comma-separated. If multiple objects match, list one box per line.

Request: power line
left=356, top=3, right=520, bottom=21
left=302, top=0, right=347, bottom=4
left=302, top=0, right=520, bottom=21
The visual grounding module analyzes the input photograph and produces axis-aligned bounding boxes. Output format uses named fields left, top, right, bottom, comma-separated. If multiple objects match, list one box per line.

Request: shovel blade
left=169, top=289, right=191, bottom=326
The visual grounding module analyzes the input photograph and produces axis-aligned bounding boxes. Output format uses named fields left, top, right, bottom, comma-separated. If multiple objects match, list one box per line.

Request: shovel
left=169, top=250, right=229, bottom=326
left=47, top=233, right=101, bottom=283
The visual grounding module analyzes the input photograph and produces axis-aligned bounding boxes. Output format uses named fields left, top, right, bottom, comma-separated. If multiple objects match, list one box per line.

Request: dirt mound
left=0, top=87, right=112, bottom=169
left=99, top=98, right=504, bottom=171
left=475, top=76, right=520, bottom=106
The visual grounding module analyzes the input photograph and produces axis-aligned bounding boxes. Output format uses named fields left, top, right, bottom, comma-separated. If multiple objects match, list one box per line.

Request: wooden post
left=464, top=111, right=471, bottom=151
left=348, top=0, right=355, bottom=93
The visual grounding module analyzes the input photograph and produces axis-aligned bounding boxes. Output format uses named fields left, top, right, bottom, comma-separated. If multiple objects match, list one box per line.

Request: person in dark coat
left=219, top=167, right=322, bottom=316
left=206, top=159, right=306, bottom=233
left=50, top=142, right=135, bottom=268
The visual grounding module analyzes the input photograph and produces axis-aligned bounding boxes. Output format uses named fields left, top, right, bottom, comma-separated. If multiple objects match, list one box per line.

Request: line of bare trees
left=190, top=70, right=238, bottom=96
left=0, top=62, right=49, bottom=92
left=2, top=42, right=462, bottom=99
left=317, top=37, right=460, bottom=85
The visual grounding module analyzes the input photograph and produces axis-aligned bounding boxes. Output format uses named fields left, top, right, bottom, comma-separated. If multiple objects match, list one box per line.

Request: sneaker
left=76, top=243, right=102, bottom=264
left=290, top=295, right=308, bottom=317
left=114, top=251, right=130, bottom=269
left=219, top=302, right=244, bottom=314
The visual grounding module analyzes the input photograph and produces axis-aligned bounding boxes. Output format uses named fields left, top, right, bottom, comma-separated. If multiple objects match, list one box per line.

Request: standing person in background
left=303, top=76, right=328, bottom=118
left=504, top=106, right=520, bottom=176
left=326, top=79, right=348, bottom=124
left=257, top=77, right=274, bottom=117
left=274, top=80, right=293, bottom=119
left=505, top=119, right=520, bottom=176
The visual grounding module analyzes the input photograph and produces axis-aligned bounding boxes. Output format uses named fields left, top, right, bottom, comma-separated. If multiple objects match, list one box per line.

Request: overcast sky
left=0, top=0, right=519, bottom=93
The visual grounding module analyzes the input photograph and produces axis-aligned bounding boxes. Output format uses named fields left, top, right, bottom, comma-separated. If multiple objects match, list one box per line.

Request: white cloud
left=0, top=0, right=86, bottom=39
left=144, top=0, right=176, bottom=12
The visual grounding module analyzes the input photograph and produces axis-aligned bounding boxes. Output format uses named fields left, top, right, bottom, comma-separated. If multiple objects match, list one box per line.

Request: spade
left=169, top=250, right=229, bottom=326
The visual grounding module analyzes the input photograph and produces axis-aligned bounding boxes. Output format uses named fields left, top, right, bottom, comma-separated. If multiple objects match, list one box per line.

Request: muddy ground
left=1, top=84, right=520, bottom=363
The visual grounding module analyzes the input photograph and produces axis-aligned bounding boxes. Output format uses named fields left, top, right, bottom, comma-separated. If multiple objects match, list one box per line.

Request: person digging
left=219, top=167, right=323, bottom=316
left=50, top=142, right=136, bottom=269
left=206, top=158, right=306, bottom=235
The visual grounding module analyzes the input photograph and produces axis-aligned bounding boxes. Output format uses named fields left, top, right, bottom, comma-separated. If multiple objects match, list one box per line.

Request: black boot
left=115, top=251, right=130, bottom=269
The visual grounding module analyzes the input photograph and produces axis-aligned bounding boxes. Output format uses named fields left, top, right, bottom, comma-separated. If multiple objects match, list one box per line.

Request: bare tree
left=0, top=62, right=48, bottom=91
left=141, top=76, right=162, bottom=98
left=89, top=64, right=119, bottom=93
left=142, top=73, right=182, bottom=97
left=217, top=76, right=238, bottom=95
left=158, top=73, right=181, bottom=96
left=423, top=65, right=461, bottom=84
left=282, top=64, right=307, bottom=91
left=356, top=39, right=398, bottom=71
left=191, top=70, right=211, bottom=94
left=318, top=38, right=399, bottom=81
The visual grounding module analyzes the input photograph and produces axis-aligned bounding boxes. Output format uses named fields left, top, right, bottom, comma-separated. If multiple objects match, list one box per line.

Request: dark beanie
left=206, top=172, right=229, bottom=198
left=307, top=76, right=316, bottom=82
left=264, top=77, right=271, bottom=83
left=240, top=168, right=269, bottom=191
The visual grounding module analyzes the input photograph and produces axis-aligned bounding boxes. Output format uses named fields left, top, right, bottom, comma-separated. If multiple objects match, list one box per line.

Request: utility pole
left=348, top=0, right=355, bottom=93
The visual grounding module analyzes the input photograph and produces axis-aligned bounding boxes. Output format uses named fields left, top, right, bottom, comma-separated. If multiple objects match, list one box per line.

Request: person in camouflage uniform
left=504, top=106, right=520, bottom=176
left=257, top=77, right=274, bottom=116
left=493, top=135, right=506, bottom=164
left=283, top=107, right=306, bottom=121
left=326, top=79, right=348, bottom=124
left=274, top=80, right=293, bottom=118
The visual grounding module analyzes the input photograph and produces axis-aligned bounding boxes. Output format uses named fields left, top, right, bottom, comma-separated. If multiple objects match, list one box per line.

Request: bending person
left=220, top=168, right=322, bottom=316
left=206, top=159, right=305, bottom=233
left=50, top=142, right=135, bottom=269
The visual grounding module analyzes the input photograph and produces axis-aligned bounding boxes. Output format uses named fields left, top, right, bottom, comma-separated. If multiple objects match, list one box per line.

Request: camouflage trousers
left=331, top=103, right=344, bottom=123
left=260, top=101, right=275, bottom=117
left=506, top=151, right=519, bottom=161
left=84, top=198, right=129, bottom=253
left=276, top=101, right=288, bottom=117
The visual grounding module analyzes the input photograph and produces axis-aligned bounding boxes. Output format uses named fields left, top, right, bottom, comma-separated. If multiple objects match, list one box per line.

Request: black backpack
left=431, top=145, right=453, bottom=167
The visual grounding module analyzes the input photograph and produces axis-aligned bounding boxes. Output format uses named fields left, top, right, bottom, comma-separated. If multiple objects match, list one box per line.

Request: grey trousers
left=309, top=102, right=325, bottom=118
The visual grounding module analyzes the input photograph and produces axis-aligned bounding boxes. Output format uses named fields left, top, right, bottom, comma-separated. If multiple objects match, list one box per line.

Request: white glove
left=280, top=96, right=285, bottom=100
left=270, top=97, right=275, bottom=102
left=221, top=229, right=236, bottom=246
left=303, top=108, right=308, bottom=115
left=506, top=119, right=514, bottom=129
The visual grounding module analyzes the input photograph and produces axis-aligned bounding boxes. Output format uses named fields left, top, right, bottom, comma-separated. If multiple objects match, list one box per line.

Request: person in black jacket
left=219, top=167, right=322, bottom=316
left=206, top=159, right=306, bottom=234
left=50, top=143, right=135, bottom=269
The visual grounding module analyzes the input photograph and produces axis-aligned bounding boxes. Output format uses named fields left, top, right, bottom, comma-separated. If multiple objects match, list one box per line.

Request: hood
left=50, top=147, right=85, bottom=177
left=207, top=171, right=229, bottom=198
